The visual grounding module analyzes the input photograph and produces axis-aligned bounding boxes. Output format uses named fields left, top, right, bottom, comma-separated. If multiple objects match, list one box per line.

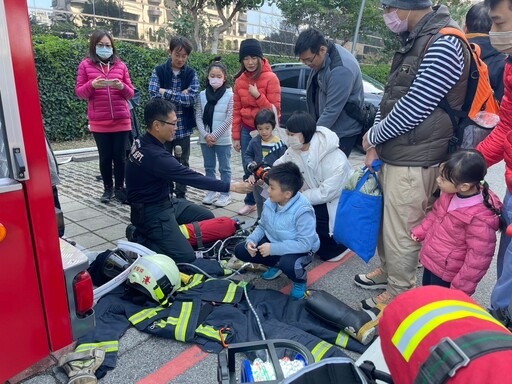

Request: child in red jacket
left=411, top=149, right=503, bottom=296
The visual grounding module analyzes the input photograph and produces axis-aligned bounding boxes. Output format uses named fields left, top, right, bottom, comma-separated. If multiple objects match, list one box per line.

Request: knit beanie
left=381, top=0, right=432, bottom=10
left=239, top=39, right=263, bottom=62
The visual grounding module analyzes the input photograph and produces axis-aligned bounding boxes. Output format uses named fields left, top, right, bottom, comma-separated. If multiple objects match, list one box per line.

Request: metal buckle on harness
left=431, top=337, right=470, bottom=377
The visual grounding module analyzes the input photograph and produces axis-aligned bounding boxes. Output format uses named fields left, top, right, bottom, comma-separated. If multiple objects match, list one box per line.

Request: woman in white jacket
left=274, top=111, right=354, bottom=262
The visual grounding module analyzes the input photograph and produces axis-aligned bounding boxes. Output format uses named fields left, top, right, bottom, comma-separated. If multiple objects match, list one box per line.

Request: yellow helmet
left=127, top=254, right=181, bottom=306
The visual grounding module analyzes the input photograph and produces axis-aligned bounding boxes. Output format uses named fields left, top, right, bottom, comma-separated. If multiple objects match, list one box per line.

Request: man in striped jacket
left=355, top=0, right=469, bottom=309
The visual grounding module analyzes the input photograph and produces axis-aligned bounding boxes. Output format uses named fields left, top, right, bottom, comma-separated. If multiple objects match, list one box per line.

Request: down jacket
left=411, top=190, right=502, bottom=296
left=274, top=126, right=354, bottom=234
left=75, top=58, right=134, bottom=124
left=232, top=58, right=281, bottom=140
left=477, top=58, right=512, bottom=192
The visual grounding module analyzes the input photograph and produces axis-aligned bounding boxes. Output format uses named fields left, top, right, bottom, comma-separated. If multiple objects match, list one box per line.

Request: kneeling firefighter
left=380, top=286, right=512, bottom=384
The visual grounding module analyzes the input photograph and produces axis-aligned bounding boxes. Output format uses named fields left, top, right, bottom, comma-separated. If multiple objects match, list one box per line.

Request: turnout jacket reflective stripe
left=77, top=276, right=367, bottom=379
left=380, top=286, right=512, bottom=384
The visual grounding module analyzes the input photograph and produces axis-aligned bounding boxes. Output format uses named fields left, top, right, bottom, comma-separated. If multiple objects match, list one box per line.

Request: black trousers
left=165, top=136, right=191, bottom=198
left=234, top=236, right=312, bottom=283
left=338, top=134, right=359, bottom=158
left=131, top=197, right=214, bottom=263
left=314, top=203, right=347, bottom=260
left=422, top=267, right=451, bottom=289
left=93, top=131, right=129, bottom=190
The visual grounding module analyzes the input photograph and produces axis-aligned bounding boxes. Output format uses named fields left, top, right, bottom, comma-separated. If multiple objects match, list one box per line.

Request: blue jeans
left=200, top=143, right=231, bottom=197
left=491, top=189, right=512, bottom=310
left=240, top=126, right=256, bottom=206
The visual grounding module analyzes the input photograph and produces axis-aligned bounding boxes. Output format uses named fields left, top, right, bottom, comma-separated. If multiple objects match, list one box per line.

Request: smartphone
left=104, top=79, right=116, bottom=86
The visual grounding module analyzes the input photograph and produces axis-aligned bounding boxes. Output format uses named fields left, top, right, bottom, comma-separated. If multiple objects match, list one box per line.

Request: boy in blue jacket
left=234, top=162, right=320, bottom=299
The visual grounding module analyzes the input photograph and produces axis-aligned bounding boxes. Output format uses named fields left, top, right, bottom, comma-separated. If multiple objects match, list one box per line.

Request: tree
left=168, top=0, right=209, bottom=52
left=274, top=0, right=385, bottom=45
left=208, top=0, right=264, bottom=53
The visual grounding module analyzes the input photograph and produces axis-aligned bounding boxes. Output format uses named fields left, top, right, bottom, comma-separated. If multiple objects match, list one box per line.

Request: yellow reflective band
left=311, top=341, right=332, bottom=362
left=129, top=307, right=165, bottom=325
left=238, top=281, right=248, bottom=288
left=222, top=282, right=237, bottom=303
left=175, top=302, right=193, bottom=341
left=335, top=331, right=349, bottom=348
left=196, top=325, right=222, bottom=341
left=392, top=300, right=506, bottom=362
left=177, top=274, right=204, bottom=292
left=166, top=316, right=178, bottom=326
left=75, top=341, right=119, bottom=353
left=179, top=224, right=190, bottom=239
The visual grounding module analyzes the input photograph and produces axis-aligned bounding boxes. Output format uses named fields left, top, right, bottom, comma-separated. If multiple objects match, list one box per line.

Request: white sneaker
left=326, top=248, right=352, bottom=262
left=202, top=191, right=217, bottom=205
left=214, top=194, right=232, bottom=207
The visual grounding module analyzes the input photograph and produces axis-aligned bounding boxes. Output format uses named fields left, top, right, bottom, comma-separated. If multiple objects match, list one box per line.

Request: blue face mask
left=96, top=46, right=113, bottom=60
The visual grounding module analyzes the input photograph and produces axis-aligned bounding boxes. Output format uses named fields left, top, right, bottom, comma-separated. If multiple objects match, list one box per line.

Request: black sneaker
left=115, top=187, right=127, bottom=203
left=100, top=188, right=113, bottom=203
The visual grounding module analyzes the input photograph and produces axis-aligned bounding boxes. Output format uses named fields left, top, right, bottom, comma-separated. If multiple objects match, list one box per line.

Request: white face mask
left=490, top=31, right=512, bottom=54
left=287, top=135, right=304, bottom=150
left=209, top=77, right=224, bottom=89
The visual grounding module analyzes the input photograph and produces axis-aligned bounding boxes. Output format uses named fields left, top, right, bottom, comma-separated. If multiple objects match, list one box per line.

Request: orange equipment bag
left=179, top=216, right=238, bottom=249
left=379, top=286, right=512, bottom=384
left=431, top=27, right=500, bottom=150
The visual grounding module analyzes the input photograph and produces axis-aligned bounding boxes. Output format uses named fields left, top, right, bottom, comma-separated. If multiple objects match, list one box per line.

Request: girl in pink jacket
left=76, top=30, right=134, bottom=204
left=411, top=149, right=503, bottom=296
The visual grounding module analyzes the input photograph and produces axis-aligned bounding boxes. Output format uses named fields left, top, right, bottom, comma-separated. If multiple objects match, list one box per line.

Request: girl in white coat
left=274, top=111, right=354, bottom=261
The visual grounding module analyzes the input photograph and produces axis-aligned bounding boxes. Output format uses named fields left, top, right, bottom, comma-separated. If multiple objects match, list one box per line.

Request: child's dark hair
left=286, top=111, right=316, bottom=144
left=442, top=149, right=504, bottom=228
left=254, top=109, right=276, bottom=130
left=208, top=56, right=228, bottom=81
left=169, top=36, right=193, bottom=55
left=267, top=162, right=303, bottom=197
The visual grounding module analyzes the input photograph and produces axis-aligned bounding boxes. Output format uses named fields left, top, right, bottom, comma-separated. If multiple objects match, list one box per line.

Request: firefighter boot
left=305, top=290, right=384, bottom=345
left=58, top=348, right=106, bottom=384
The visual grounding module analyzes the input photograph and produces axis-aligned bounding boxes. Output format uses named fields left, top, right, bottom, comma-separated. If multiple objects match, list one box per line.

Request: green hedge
left=32, top=34, right=390, bottom=141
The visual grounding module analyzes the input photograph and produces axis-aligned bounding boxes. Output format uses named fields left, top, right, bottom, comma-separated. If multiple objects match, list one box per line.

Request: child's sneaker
left=361, top=291, right=394, bottom=310
left=202, top=191, right=217, bottom=205
left=354, top=267, right=387, bottom=290
left=261, top=267, right=282, bottom=280
left=214, top=194, right=232, bottom=207
left=290, top=282, right=307, bottom=299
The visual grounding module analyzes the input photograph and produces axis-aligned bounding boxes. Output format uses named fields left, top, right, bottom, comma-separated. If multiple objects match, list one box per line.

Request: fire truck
left=0, top=1, right=94, bottom=381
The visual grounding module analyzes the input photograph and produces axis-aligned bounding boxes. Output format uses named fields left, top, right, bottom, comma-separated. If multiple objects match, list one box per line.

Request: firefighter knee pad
left=305, top=290, right=382, bottom=345
left=58, top=348, right=106, bottom=384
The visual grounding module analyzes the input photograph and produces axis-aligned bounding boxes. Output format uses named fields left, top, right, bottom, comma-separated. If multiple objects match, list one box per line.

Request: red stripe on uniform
left=137, top=251, right=354, bottom=383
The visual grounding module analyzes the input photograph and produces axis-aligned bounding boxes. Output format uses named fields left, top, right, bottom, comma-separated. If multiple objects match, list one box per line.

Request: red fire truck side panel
left=5, top=0, right=72, bottom=349
left=0, top=189, right=50, bottom=381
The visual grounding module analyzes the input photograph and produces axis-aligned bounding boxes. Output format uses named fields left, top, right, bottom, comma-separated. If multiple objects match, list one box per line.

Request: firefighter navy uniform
left=75, top=276, right=367, bottom=379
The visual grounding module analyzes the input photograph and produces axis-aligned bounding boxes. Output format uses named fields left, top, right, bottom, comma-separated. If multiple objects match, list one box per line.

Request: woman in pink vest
left=76, top=29, right=134, bottom=203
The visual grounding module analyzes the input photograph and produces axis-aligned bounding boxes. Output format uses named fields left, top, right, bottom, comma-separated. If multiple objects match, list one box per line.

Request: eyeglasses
left=379, top=4, right=394, bottom=11
left=157, top=120, right=177, bottom=127
left=96, top=43, right=112, bottom=48
left=300, top=53, right=317, bottom=65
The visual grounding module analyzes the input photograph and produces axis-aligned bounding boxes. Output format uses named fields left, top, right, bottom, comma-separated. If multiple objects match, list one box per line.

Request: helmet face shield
left=128, top=254, right=181, bottom=305
left=103, top=250, right=131, bottom=279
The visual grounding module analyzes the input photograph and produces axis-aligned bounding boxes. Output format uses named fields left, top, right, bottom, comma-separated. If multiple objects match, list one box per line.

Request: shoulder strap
left=415, top=331, right=512, bottom=384
left=192, top=221, right=203, bottom=250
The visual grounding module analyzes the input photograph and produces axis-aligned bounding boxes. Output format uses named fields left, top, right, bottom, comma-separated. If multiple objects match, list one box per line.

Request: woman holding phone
left=76, top=29, right=134, bottom=203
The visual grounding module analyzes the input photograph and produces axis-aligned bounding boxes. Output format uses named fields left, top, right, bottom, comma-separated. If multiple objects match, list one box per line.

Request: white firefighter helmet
left=127, top=254, right=181, bottom=305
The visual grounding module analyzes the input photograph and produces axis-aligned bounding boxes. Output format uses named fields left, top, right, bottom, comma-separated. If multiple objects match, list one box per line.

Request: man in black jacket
left=465, top=1, right=507, bottom=101
left=126, top=99, right=252, bottom=263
